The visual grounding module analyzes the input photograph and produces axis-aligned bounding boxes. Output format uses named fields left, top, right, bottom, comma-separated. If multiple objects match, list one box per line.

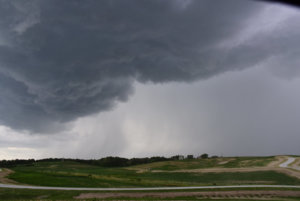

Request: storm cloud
left=0, top=0, right=299, bottom=133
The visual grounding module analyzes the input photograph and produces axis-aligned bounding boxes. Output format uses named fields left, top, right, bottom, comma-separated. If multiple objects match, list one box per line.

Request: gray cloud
left=0, top=0, right=298, bottom=133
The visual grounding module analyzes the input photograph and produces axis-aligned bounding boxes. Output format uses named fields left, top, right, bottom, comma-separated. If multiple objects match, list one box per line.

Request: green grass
left=222, top=156, right=275, bottom=168
left=2, top=157, right=300, bottom=200
left=0, top=188, right=81, bottom=200
left=131, top=156, right=275, bottom=171
left=7, top=159, right=300, bottom=187
left=1, top=188, right=300, bottom=201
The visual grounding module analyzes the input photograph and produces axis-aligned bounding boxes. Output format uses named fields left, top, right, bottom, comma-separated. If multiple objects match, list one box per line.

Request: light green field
left=130, top=156, right=275, bottom=171
left=6, top=157, right=300, bottom=188
left=1, top=188, right=300, bottom=200
left=0, top=156, right=299, bottom=200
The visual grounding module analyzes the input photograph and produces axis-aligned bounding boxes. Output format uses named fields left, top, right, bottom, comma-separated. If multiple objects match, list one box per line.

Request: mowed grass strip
left=100, top=197, right=300, bottom=201
left=1, top=188, right=300, bottom=201
left=7, top=160, right=300, bottom=187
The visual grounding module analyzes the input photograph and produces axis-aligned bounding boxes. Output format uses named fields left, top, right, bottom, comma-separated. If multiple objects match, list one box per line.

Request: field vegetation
left=6, top=156, right=300, bottom=188
left=1, top=187, right=300, bottom=200
left=130, top=156, right=275, bottom=171
left=1, top=156, right=300, bottom=200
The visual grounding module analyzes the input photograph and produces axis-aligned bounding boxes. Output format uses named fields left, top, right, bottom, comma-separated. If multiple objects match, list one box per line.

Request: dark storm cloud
left=0, top=0, right=297, bottom=132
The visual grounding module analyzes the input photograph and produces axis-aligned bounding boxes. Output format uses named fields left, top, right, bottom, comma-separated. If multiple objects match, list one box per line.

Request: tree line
left=0, top=153, right=212, bottom=168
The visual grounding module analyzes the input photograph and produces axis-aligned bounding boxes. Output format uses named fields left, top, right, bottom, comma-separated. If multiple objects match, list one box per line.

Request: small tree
left=187, top=155, right=194, bottom=159
left=171, top=155, right=180, bottom=160
left=200, top=153, right=208, bottom=159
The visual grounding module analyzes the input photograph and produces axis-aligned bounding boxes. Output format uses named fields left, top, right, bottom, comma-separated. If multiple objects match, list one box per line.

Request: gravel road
left=279, top=157, right=296, bottom=168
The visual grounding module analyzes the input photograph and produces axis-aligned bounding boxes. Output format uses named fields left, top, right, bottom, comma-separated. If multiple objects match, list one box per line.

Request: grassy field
left=6, top=157, right=300, bottom=187
left=1, top=156, right=300, bottom=200
left=1, top=188, right=300, bottom=200
left=0, top=188, right=80, bottom=200
left=130, top=156, right=275, bottom=171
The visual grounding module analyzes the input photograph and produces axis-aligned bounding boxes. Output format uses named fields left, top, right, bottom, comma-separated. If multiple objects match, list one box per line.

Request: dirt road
left=75, top=190, right=300, bottom=199
left=280, top=157, right=296, bottom=168
left=0, top=168, right=20, bottom=185
left=0, top=183, right=300, bottom=191
left=160, top=156, right=300, bottom=179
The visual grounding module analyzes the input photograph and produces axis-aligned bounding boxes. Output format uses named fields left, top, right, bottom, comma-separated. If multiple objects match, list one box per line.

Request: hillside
left=1, top=156, right=299, bottom=188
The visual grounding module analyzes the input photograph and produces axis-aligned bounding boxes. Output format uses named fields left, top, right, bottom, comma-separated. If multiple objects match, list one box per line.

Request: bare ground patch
left=75, top=190, right=300, bottom=199
left=0, top=168, right=20, bottom=184
left=267, top=156, right=288, bottom=168
left=218, top=158, right=234, bottom=165
left=291, top=158, right=300, bottom=171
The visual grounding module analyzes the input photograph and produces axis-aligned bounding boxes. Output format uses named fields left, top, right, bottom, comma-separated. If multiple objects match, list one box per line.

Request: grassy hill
left=6, top=156, right=300, bottom=188
left=129, top=156, right=275, bottom=171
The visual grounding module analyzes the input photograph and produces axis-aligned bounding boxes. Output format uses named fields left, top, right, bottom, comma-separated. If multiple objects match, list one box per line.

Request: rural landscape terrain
left=0, top=155, right=300, bottom=200
left=1, top=0, right=300, bottom=200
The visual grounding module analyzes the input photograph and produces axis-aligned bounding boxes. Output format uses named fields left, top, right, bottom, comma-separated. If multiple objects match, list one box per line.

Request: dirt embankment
left=75, top=190, right=300, bottom=199
left=267, top=156, right=287, bottom=167
left=149, top=156, right=300, bottom=180
left=291, top=158, right=300, bottom=171
left=0, top=168, right=20, bottom=184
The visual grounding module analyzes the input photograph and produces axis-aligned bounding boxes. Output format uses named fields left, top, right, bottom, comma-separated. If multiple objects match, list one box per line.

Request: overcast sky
left=0, top=0, right=300, bottom=159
